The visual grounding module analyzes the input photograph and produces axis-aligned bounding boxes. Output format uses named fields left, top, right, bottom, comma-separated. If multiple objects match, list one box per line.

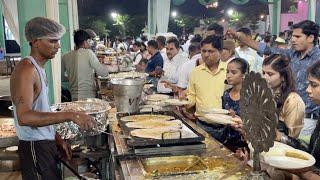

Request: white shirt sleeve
left=176, top=64, right=189, bottom=89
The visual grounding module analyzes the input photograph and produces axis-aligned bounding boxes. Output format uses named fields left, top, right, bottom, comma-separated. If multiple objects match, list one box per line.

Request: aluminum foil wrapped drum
left=51, top=99, right=111, bottom=139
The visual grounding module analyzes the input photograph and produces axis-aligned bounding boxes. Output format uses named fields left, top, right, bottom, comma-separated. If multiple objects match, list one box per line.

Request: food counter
left=108, top=108, right=251, bottom=179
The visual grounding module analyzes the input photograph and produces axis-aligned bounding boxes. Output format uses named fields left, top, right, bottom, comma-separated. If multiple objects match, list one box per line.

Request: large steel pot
left=111, top=78, right=144, bottom=113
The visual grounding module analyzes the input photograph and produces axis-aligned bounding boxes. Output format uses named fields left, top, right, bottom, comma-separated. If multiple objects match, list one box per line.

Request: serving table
left=108, top=108, right=251, bottom=179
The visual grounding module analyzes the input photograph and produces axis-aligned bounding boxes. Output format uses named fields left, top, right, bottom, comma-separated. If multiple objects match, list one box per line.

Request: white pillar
left=308, top=0, right=316, bottom=21
left=148, top=0, right=157, bottom=39
left=71, top=0, right=79, bottom=30
left=268, top=0, right=281, bottom=35
left=45, top=0, right=61, bottom=103
left=156, top=0, right=170, bottom=33
left=67, top=0, right=75, bottom=49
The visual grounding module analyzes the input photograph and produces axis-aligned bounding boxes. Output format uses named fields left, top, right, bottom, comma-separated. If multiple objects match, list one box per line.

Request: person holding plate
left=222, top=57, right=249, bottom=152
left=280, top=61, right=320, bottom=179
left=234, top=60, right=320, bottom=179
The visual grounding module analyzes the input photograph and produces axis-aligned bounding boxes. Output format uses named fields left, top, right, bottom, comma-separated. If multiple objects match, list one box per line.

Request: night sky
left=78, top=0, right=292, bottom=20
left=77, top=0, right=292, bottom=19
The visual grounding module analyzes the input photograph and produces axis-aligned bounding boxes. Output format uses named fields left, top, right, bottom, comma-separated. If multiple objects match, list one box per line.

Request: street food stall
left=51, top=74, right=252, bottom=179
left=104, top=77, right=251, bottom=179
left=0, top=71, right=316, bottom=180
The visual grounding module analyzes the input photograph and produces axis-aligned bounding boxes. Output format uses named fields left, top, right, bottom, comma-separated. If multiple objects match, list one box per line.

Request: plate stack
left=144, top=94, right=170, bottom=106
left=196, top=108, right=235, bottom=125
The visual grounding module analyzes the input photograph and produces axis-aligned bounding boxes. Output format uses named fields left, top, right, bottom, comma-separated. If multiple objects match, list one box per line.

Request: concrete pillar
left=308, top=0, right=316, bottom=21
left=0, top=0, right=5, bottom=51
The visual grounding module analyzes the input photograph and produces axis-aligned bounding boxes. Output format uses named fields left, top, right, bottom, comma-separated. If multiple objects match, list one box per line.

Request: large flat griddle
left=117, top=111, right=205, bottom=149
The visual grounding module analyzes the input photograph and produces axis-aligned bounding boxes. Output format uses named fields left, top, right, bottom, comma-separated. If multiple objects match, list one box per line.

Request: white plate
left=139, top=105, right=162, bottom=112
left=199, top=108, right=229, bottom=115
left=5, top=146, right=18, bottom=152
left=164, top=99, right=190, bottom=106
left=265, top=153, right=315, bottom=169
left=146, top=94, right=170, bottom=102
left=145, top=100, right=167, bottom=106
left=201, top=114, right=236, bottom=125
left=263, top=145, right=315, bottom=170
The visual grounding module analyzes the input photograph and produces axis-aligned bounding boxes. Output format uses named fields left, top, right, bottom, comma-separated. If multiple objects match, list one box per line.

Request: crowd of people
left=120, top=20, right=320, bottom=179
left=8, top=15, right=320, bottom=179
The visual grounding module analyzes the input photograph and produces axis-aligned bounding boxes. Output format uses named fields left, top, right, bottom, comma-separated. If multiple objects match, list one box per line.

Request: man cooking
left=10, top=17, right=95, bottom=180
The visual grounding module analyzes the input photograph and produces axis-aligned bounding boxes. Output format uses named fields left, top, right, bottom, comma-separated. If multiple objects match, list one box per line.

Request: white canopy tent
left=148, top=0, right=171, bottom=39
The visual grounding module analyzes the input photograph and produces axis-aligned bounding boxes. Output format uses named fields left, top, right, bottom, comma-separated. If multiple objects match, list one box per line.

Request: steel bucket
left=111, top=78, right=144, bottom=113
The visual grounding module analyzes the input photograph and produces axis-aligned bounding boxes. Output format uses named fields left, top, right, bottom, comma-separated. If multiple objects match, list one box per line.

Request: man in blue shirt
left=145, top=40, right=164, bottom=75
left=145, top=40, right=164, bottom=90
left=228, top=20, right=320, bottom=137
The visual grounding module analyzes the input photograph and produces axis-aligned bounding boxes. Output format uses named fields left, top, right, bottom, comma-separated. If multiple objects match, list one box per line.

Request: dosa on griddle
left=125, top=119, right=182, bottom=129
left=130, top=128, right=193, bottom=139
left=120, top=114, right=174, bottom=122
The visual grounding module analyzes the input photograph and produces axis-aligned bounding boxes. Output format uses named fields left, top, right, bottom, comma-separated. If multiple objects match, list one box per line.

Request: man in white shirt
left=176, top=42, right=202, bottom=89
left=182, top=34, right=194, bottom=54
left=62, top=30, right=108, bottom=101
left=235, top=28, right=263, bottom=73
left=156, top=36, right=167, bottom=60
left=157, top=38, right=188, bottom=93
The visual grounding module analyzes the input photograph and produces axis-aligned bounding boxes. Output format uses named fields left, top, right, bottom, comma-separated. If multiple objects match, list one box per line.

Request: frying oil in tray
left=141, top=155, right=243, bottom=177
left=142, top=156, right=207, bottom=176
left=202, top=157, right=236, bottom=170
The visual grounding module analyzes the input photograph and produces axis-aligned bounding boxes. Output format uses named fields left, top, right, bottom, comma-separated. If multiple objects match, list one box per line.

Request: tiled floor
left=0, top=76, right=10, bottom=96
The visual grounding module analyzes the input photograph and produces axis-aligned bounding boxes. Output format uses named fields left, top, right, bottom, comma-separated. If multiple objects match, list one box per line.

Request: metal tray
left=139, top=155, right=207, bottom=178
left=0, top=136, right=18, bottom=148
left=117, top=111, right=205, bottom=148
